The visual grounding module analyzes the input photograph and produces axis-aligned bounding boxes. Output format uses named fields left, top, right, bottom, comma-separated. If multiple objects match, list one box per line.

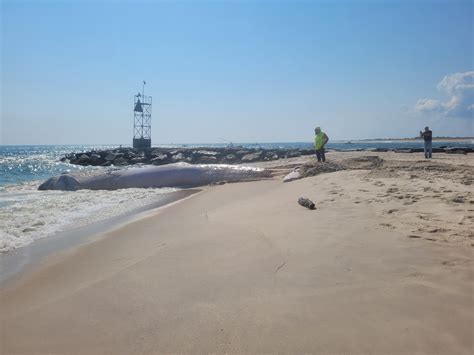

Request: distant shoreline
left=356, top=137, right=473, bottom=143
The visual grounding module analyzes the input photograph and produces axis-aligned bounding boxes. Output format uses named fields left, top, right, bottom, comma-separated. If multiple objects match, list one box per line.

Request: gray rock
left=89, top=153, right=102, bottom=164
left=105, top=153, right=117, bottom=161
left=236, top=150, right=249, bottom=156
left=224, top=154, right=237, bottom=162
left=194, top=150, right=219, bottom=156
left=113, top=157, right=128, bottom=166
left=285, top=150, right=302, bottom=158
left=199, top=156, right=217, bottom=163
left=76, top=154, right=90, bottom=165
left=130, top=157, right=146, bottom=164
left=242, top=151, right=263, bottom=162
left=172, top=153, right=184, bottom=161
left=151, top=154, right=169, bottom=165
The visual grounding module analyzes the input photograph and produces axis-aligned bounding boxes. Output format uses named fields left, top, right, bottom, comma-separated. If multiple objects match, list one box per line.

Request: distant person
left=420, top=126, right=432, bottom=159
left=314, top=127, right=329, bottom=162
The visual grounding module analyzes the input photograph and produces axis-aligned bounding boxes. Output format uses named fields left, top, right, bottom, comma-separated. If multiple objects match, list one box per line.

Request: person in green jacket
left=314, top=127, right=329, bottom=162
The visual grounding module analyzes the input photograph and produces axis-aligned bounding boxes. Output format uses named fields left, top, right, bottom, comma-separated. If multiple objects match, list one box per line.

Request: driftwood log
left=298, top=197, right=316, bottom=210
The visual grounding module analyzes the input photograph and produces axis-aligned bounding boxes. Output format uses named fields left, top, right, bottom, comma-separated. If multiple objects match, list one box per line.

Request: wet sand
left=1, top=152, right=473, bottom=354
left=0, top=189, right=200, bottom=286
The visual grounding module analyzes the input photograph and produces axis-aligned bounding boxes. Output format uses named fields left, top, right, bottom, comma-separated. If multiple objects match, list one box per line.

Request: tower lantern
left=133, top=81, right=152, bottom=149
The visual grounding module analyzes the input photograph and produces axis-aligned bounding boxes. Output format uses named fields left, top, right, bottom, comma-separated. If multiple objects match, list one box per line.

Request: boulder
left=151, top=154, right=169, bottom=165
left=242, top=151, right=263, bottom=162
left=75, top=154, right=90, bottom=165
left=236, top=150, right=250, bottom=157
left=150, top=149, right=162, bottom=157
left=105, top=153, right=117, bottom=161
left=199, top=156, right=217, bottom=163
left=194, top=150, right=219, bottom=156
left=222, top=154, right=239, bottom=163
left=130, top=157, right=147, bottom=164
left=172, top=153, right=185, bottom=161
left=285, top=150, right=302, bottom=158
left=113, top=157, right=128, bottom=166
left=89, top=153, right=103, bottom=165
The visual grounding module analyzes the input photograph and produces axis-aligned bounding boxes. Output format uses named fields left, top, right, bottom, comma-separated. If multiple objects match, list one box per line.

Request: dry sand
left=1, top=152, right=473, bottom=354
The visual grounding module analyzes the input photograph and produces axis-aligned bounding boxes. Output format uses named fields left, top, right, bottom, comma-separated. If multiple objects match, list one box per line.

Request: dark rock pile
left=370, top=146, right=473, bottom=154
left=62, top=147, right=315, bottom=167
left=62, top=145, right=473, bottom=167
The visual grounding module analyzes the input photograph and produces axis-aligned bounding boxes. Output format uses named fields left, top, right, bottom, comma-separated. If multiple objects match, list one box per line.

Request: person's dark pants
left=424, top=141, right=432, bottom=158
left=315, top=149, right=326, bottom=162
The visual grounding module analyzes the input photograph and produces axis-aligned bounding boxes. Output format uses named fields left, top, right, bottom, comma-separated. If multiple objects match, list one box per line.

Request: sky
left=1, top=0, right=473, bottom=145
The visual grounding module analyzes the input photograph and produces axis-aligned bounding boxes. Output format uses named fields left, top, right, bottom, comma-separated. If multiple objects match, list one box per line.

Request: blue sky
left=1, top=0, right=472, bottom=145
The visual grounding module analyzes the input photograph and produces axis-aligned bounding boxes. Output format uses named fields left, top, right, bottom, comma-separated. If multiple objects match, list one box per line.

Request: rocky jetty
left=61, top=147, right=314, bottom=167
left=370, top=146, right=473, bottom=154
left=62, top=145, right=473, bottom=167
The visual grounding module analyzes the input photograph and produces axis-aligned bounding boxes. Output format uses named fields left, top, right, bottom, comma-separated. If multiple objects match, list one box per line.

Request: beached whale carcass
left=38, top=163, right=271, bottom=191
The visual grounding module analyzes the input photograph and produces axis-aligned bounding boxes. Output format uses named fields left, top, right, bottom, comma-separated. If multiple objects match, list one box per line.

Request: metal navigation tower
left=133, top=81, right=152, bottom=149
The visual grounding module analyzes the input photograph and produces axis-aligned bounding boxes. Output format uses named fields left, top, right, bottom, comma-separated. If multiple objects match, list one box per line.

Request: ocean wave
left=0, top=184, right=178, bottom=253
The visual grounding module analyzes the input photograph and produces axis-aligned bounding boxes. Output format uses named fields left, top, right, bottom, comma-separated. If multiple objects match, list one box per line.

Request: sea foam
left=0, top=182, right=178, bottom=253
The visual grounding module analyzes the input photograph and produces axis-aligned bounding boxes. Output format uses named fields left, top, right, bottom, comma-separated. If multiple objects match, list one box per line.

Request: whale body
left=38, top=163, right=271, bottom=191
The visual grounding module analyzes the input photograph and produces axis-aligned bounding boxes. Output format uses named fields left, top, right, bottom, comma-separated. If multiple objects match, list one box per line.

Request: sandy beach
left=1, top=151, right=473, bottom=354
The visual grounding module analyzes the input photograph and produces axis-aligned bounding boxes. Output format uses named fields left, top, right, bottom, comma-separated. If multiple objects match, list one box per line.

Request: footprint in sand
left=441, top=259, right=470, bottom=267
left=417, top=213, right=436, bottom=221
left=458, top=215, right=474, bottom=225
left=427, top=228, right=449, bottom=233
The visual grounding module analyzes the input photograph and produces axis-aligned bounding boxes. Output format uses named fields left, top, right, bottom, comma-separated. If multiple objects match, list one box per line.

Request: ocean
left=0, top=141, right=472, bottom=253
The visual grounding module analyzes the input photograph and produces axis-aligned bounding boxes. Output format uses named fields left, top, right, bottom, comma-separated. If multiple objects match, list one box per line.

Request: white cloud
left=415, top=71, right=474, bottom=119
left=414, top=98, right=443, bottom=112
